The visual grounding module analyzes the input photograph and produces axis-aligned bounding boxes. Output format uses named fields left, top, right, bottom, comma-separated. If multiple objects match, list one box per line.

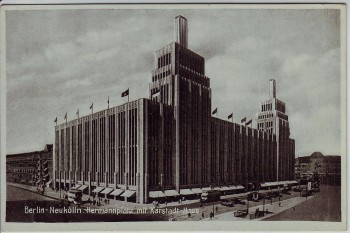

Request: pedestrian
left=202, top=212, right=204, bottom=218
left=216, top=206, right=218, bottom=212
left=293, top=207, right=295, bottom=211
left=279, top=202, right=281, bottom=207
left=187, top=213, right=191, bottom=218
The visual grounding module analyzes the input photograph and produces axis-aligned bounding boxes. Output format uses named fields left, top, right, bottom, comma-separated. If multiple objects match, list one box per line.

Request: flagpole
left=128, top=88, right=129, bottom=103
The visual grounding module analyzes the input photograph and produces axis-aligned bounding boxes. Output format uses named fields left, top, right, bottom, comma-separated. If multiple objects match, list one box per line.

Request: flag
left=228, top=113, right=233, bottom=119
left=212, top=108, right=217, bottom=115
left=241, top=117, right=246, bottom=123
left=90, top=103, right=93, bottom=109
left=121, top=89, right=129, bottom=97
left=54, top=117, right=57, bottom=123
left=64, top=112, right=67, bottom=121
left=107, top=96, right=110, bottom=108
left=245, top=119, right=252, bottom=126
left=76, top=109, right=79, bottom=117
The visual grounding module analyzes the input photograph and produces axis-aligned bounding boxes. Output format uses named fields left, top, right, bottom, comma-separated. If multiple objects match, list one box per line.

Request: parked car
left=281, top=189, right=291, bottom=195
left=231, top=197, right=246, bottom=205
left=220, top=199, right=234, bottom=207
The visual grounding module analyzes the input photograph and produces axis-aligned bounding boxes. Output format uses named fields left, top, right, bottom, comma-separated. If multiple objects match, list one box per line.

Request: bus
left=67, top=189, right=83, bottom=205
left=201, top=190, right=221, bottom=203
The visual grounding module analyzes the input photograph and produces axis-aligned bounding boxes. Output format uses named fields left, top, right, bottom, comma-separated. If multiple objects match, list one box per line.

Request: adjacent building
left=53, top=16, right=295, bottom=203
left=295, top=152, right=341, bottom=184
left=6, top=144, right=53, bottom=186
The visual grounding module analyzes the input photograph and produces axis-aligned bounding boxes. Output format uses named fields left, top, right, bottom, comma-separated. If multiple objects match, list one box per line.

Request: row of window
left=157, top=53, right=171, bottom=69
left=262, top=103, right=272, bottom=112
left=152, top=69, right=171, bottom=82
left=258, top=112, right=273, bottom=120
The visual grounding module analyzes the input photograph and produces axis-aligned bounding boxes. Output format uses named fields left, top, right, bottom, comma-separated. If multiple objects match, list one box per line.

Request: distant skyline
left=6, top=8, right=342, bottom=156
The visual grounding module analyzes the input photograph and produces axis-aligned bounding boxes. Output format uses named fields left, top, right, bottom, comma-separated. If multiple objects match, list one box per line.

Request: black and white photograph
left=0, top=3, right=346, bottom=232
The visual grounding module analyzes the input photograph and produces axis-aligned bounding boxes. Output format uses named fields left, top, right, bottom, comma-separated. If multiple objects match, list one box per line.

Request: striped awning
left=164, top=190, right=180, bottom=197
left=180, top=189, right=194, bottom=195
left=191, top=188, right=202, bottom=194
left=77, top=185, right=88, bottom=191
left=101, top=187, right=114, bottom=195
left=220, top=186, right=230, bottom=191
left=71, top=184, right=81, bottom=190
left=259, top=190, right=272, bottom=194
left=149, top=191, right=166, bottom=198
left=92, top=187, right=105, bottom=193
left=121, top=190, right=136, bottom=198
left=110, top=189, right=124, bottom=196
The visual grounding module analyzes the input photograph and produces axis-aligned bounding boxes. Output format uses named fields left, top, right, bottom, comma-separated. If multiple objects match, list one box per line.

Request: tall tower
left=174, top=15, right=188, bottom=48
left=257, top=79, right=295, bottom=181
left=149, top=16, right=212, bottom=191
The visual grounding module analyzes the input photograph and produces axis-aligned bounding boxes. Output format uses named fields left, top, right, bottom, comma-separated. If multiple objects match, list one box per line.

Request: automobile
left=281, top=189, right=291, bottom=195
left=220, top=199, right=234, bottom=207
left=301, top=189, right=312, bottom=197
left=201, top=190, right=221, bottom=203
left=231, top=197, right=246, bottom=205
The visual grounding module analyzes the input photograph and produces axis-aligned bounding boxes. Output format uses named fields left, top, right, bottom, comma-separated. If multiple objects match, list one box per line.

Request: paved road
left=7, top=184, right=55, bottom=202
left=264, top=184, right=341, bottom=222
left=169, top=191, right=301, bottom=221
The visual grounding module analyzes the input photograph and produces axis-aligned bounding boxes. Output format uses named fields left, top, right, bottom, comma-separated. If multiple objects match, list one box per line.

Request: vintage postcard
left=0, top=2, right=346, bottom=232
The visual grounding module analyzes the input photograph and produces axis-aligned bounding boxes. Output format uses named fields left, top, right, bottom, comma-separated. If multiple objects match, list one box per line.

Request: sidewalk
left=201, top=195, right=314, bottom=221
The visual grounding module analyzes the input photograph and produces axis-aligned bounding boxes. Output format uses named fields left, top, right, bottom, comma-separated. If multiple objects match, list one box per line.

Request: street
left=264, top=184, right=341, bottom=221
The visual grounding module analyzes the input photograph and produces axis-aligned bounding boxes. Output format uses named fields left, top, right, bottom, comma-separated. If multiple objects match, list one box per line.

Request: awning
left=164, top=190, right=180, bottom=197
left=92, top=187, right=105, bottom=193
left=101, top=187, right=114, bottom=195
left=213, top=186, right=221, bottom=191
left=191, top=188, right=203, bottom=194
left=71, top=184, right=81, bottom=190
left=235, top=185, right=245, bottom=189
left=180, top=189, right=194, bottom=195
left=271, top=188, right=284, bottom=192
left=202, top=187, right=211, bottom=191
left=46, top=180, right=52, bottom=185
left=121, top=190, right=136, bottom=198
left=149, top=191, right=166, bottom=198
left=77, top=185, right=88, bottom=191
left=110, top=189, right=124, bottom=196
left=226, top=185, right=240, bottom=191
left=259, top=190, right=272, bottom=194
left=220, top=186, right=231, bottom=191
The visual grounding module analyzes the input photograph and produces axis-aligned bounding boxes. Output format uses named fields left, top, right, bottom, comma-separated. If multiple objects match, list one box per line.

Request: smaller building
left=295, top=152, right=341, bottom=185
left=6, top=145, right=53, bottom=187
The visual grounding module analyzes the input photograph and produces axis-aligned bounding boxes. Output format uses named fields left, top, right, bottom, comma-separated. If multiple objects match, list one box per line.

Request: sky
left=5, top=8, right=342, bottom=156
